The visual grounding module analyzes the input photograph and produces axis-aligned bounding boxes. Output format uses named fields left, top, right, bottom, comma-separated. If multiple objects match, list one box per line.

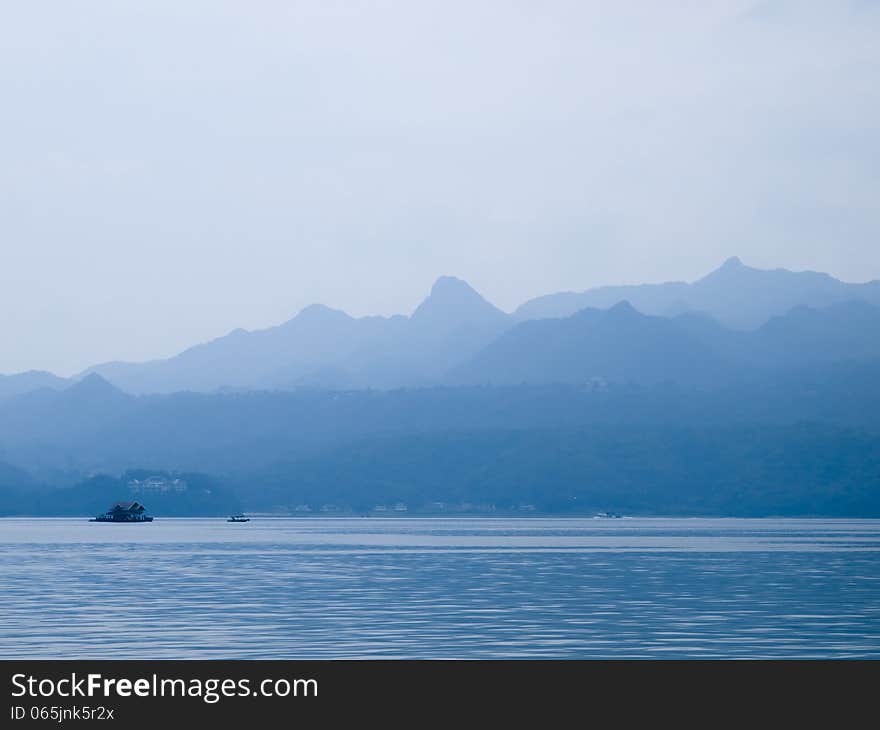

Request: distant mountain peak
left=429, top=275, right=475, bottom=297
left=66, top=373, right=127, bottom=400
left=287, top=303, right=354, bottom=326
left=692, top=256, right=761, bottom=287
left=608, top=299, right=637, bottom=314
left=599, top=300, right=649, bottom=326
left=700, top=256, right=750, bottom=280
left=299, top=303, right=337, bottom=316
left=411, top=276, right=508, bottom=327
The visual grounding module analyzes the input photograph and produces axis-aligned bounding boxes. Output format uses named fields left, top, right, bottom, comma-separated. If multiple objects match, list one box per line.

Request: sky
left=1, top=0, right=878, bottom=375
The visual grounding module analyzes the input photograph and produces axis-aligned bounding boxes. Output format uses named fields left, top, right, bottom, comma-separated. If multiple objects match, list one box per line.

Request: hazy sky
left=2, top=0, right=878, bottom=375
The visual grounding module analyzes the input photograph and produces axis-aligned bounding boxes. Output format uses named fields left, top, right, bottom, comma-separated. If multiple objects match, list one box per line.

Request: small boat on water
left=593, top=511, right=623, bottom=519
left=91, top=501, right=154, bottom=523
left=227, top=513, right=250, bottom=523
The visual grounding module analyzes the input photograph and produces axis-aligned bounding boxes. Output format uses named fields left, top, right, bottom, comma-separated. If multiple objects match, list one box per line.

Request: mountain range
left=0, top=257, right=876, bottom=398
left=0, top=370, right=68, bottom=402
left=79, top=275, right=512, bottom=394
left=1, top=367, right=879, bottom=515
left=452, top=299, right=880, bottom=387
left=1, top=252, right=880, bottom=516
left=514, top=256, right=880, bottom=327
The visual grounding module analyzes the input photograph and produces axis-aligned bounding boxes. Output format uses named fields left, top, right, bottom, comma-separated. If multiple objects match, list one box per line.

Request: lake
left=1, top=517, right=878, bottom=658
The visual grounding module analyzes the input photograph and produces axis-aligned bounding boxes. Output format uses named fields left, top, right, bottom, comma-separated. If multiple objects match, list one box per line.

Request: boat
left=91, top=501, right=154, bottom=523
left=593, top=511, right=623, bottom=519
left=227, top=513, right=250, bottom=523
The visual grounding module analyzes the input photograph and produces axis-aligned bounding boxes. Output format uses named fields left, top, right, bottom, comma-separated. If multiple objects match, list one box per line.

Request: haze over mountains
left=78, top=275, right=512, bottom=394
left=0, top=370, right=68, bottom=403
left=1, top=257, right=879, bottom=517
left=453, top=299, right=880, bottom=387
left=1, top=362, right=878, bottom=516
left=2, top=258, right=878, bottom=399
left=514, top=256, right=880, bottom=328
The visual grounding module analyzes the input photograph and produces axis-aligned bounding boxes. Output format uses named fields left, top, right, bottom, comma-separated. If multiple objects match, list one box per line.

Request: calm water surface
left=1, top=517, right=878, bottom=658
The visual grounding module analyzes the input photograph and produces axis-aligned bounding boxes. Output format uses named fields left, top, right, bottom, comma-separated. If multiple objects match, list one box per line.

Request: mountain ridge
left=453, top=298, right=880, bottom=387
left=3, top=259, right=878, bottom=396
left=515, top=258, right=880, bottom=328
left=80, top=275, right=514, bottom=394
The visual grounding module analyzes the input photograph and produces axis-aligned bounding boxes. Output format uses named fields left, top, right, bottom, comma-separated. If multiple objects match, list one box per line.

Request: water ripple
left=0, top=517, right=878, bottom=658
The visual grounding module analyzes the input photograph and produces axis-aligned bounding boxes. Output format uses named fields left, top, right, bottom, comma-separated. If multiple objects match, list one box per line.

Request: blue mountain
left=515, top=257, right=880, bottom=329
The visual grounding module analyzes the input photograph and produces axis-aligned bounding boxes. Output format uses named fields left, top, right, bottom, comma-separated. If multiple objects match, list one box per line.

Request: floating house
left=91, top=501, right=154, bottom=523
